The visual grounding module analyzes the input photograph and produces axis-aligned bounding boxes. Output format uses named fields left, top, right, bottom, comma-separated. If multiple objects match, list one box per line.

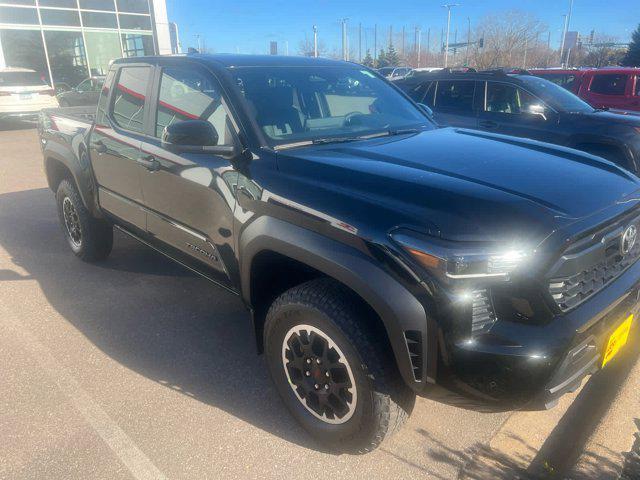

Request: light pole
left=442, top=3, right=460, bottom=68
left=559, top=13, right=568, bottom=66
left=341, top=18, right=348, bottom=61
left=465, top=17, right=470, bottom=66
left=313, top=25, right=318, bottom=57
left=374, top=24, right=377, bottom=61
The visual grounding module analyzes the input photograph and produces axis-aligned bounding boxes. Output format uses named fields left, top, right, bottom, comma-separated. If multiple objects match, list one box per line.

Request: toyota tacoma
left=38, top=54, right=640, bottom=452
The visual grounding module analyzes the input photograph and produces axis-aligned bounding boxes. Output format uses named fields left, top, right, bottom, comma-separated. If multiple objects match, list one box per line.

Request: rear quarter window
left=589, top=74, right=627, bottom=95
left=110, top=66, right=151, bottom=133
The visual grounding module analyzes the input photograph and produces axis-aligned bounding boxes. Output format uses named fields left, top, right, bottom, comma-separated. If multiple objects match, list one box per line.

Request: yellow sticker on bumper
left=602, top=314, right=633, bottom=368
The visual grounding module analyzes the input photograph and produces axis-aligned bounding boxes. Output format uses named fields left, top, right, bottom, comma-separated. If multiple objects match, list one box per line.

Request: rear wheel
left=264, top=278, right=415, bottom=453
left=56, top=179, right=113, bottom=261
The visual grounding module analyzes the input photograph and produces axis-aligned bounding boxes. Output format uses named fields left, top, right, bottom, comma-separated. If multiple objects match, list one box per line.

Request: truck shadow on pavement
left=2, top=187, right=640, bottom=475
left=0, top=187, right=324, bottom=452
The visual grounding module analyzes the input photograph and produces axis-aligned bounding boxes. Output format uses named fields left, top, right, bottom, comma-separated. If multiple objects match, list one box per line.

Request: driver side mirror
left=418, top=103, right=434, bottom=119
left=527, top=104, right=548, bottom=121
left=162, top=120, right=238, bottom=157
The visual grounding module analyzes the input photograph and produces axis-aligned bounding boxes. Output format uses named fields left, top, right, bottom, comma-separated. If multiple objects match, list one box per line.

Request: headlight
left=391, top=230, right=530, bottom=281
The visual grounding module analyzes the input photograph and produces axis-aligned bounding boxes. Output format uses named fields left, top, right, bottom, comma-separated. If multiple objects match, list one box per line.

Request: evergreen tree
left=361, top=50, right=374, bottom=67
left=376, top=49, right=388, bottom=68
left=386, top=44, right=400, bottom=67
left=622, top=24, right=640, bottom=67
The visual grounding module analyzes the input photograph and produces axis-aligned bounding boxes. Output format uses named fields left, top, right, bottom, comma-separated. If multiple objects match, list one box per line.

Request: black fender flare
left=239, top=215, right=429, bottom=390
left=567, top=135, right=634, bottom=170
left=43, top=137, right=102, bottom=218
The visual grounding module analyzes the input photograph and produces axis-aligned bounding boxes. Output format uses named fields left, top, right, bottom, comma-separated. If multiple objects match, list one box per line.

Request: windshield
left=229, top=65, right=431, bottom=148
left=517, top=76, right=593, bottom=113
left=0, top=71, right=47, bottom=87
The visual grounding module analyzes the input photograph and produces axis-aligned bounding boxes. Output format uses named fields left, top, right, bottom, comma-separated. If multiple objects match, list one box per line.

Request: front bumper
left=0, top=111, right=40, bottom=122
left=439, top=256, right=640, bottom=408
left=0, top=103, right=58, bottom=122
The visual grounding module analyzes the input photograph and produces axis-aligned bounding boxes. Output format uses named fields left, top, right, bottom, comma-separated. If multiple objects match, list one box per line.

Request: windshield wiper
left=274, top=128, right=424, bottom=151
left=387, top=127, right=423, bottom=135
left=310, top=131, right=395, bottom=145
left=311, top=136, right=364, bottom=145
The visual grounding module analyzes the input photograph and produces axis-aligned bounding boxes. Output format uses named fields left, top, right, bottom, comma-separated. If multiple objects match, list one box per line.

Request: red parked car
left=530, top=68, right=640, bottom=112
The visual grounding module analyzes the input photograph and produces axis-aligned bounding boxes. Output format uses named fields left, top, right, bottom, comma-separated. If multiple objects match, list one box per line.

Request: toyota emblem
left=621, top=224, right=637, bottom=256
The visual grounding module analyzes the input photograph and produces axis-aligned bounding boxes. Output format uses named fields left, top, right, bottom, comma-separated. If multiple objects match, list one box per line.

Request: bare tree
left=574, top=34, right=626, bottom=67
left=298, top=38, right=328, bottom=57
left=470, top=11, right=547, bottom=69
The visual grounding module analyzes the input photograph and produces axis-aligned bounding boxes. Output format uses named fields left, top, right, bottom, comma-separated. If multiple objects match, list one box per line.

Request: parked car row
left=395, top=69, right=640, bottom=174
left=38, top=54, right=640, bottom=452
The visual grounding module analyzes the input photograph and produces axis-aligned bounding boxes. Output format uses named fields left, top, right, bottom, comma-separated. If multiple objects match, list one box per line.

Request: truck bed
left=39, top=105, right=96, bottom=143
left=42, top=105, right=96, bottom=124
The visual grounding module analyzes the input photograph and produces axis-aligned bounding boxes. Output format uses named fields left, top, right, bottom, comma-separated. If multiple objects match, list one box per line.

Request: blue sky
left=166, top=0, right=638, bottom=56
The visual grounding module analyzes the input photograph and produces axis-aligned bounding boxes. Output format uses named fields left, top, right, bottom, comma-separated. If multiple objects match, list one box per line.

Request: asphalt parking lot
left=0, top=124, right=638, bottom=480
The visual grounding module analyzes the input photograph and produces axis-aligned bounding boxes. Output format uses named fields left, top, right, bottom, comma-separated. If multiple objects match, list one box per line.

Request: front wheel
left=56, top=179, right=113, bottom=261
left=264, top=278, right=415, bottom=453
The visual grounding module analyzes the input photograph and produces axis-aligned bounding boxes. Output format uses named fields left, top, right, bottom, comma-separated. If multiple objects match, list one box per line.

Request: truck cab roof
left=113, top=53, right=352, bottom=69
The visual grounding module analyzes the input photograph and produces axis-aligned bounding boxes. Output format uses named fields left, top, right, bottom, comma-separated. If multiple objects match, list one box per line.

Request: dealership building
left=0, top=0, right=173, bottom=88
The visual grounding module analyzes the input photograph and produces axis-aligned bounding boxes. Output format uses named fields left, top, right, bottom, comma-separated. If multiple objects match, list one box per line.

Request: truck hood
left=276, top=128, right=640, bottom=244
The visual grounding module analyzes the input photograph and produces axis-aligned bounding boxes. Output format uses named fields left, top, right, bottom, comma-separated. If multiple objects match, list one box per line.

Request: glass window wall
left=81, top=11, right=117, bottom=28
left=0, top=6, right=39, bottom=24
left=79, top=0, right=116, bottom=11
left=85, top=30, right=120, bottom=76
left=118, top=13, right=151, bottom=30
left=116, top=0, right=149, bottom=14
left=39, top=0, right=78, bottom=8
left=40, top=8, right=81, bottom=26
left=0, top=29, right=49, bottom=83
left=121, top=33, right=153, bottom=57
left=44, top=30, right=88, bottom=87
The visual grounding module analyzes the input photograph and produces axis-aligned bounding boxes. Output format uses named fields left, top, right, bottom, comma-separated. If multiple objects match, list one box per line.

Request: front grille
left=548, top=213, right=640, bottom=312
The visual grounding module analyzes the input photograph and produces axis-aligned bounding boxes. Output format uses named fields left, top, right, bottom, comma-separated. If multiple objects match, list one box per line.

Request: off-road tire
left=56, top=179, right=113, bottom=261
left=264, top=278, right=415, bottom=453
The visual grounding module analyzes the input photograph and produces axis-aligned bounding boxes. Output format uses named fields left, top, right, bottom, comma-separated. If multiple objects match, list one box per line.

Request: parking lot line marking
left=5, top=315, right=168, bottom=480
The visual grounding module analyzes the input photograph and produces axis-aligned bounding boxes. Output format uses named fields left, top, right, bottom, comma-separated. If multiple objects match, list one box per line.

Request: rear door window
left=540, top=74, right=578, bottom=90
left=434, top=80, right=475, bottom=112
left=635, top=76, right=640, bottom=96
left=110, top=66, right=151, bottom=133
left=589, top=74, right=627, bottom=95
left=409, top=81, right=432, bottom=104
left=486, top=82, right=538, bottom=114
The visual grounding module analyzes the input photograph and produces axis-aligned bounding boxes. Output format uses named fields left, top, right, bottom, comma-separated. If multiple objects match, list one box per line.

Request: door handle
left=137, top=154, right=160, bottom=171
left=479, top=120, right=498, bottom=129
left=94, top=140, right=107, bottom=154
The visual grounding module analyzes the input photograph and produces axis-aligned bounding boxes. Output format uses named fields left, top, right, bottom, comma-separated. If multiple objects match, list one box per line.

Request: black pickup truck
left=38, top=54, right=640, bottom=452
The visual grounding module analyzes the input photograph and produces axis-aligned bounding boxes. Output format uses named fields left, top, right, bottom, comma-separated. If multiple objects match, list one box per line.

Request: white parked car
left=404, top=67, right=444, bottom=78
left=0, top=67, right=59, bottom=122
left=377, top=67, right=413, bottom=80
